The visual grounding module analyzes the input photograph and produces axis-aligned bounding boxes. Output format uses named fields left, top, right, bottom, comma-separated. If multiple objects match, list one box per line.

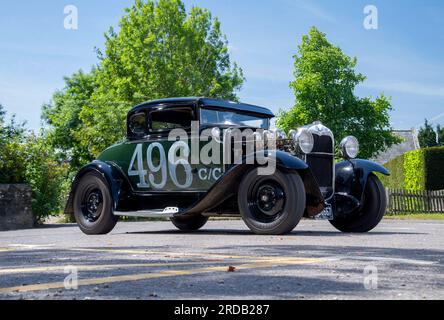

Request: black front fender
left=185, top=151, right=323, bottom=216
left=64, top=160, right=126, bottom=215
left=335, top=159, right=390, bottom=216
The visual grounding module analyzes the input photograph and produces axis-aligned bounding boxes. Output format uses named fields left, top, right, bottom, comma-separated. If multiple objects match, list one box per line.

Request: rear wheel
left=73, top=172, right=118, bottom=235
left=238, top=168, right=305, bottom=235
left=171, top=215, right=209, bottom=231
left=330, top=174, right=386, bottom=233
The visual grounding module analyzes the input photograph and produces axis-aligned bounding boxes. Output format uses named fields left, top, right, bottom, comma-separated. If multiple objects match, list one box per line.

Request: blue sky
left=1, top=0, right=443, bottom=130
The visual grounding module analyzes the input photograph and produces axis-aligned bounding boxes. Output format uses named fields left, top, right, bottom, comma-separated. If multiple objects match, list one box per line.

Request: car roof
left=129, top=97, right=275, bottom=118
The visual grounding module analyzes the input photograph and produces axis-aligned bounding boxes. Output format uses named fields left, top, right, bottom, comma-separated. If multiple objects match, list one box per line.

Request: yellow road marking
left=71, top=247, right=258, bottom=260
left=8, top=244, right=54, bottom=249
left=0, top=261, right=219, bottom=275
left=0, top=248, right=16, bottom=253
left=0, top=257, right=323, bottom=293
left=0, top=245, right=54, bottom=253
left=70, top=247, right=305, bottom=262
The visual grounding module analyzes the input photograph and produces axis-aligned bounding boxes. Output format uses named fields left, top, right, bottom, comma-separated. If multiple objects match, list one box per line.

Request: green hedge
left=424, top=147, right=444, bottom=190
left=380, top=147, right=444, bottom=190
left=380, top=153, right=405, bottom=189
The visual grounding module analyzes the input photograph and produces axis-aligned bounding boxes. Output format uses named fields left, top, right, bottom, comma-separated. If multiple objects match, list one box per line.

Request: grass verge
left=385, top=213, right=444, bottom=220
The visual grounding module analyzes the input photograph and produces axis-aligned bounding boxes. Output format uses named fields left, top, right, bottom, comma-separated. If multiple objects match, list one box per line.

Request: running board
left=114, top=207, right=179, bottom=218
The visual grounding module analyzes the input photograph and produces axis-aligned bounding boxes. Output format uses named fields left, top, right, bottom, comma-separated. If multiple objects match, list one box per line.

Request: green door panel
left=98, top=138, right=224, bottom=192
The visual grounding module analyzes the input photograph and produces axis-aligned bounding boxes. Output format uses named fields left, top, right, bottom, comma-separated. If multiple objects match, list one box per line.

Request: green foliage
left=378, top=155, right=405, bottom=189
left=418, top=119, right=438, bottom=148
left=23, top=134, right=71, bottom=223
left=380, top=147, right=444, bottom=191
left=403, top=150, right=425, bottom=190
left=42, top=70, right=97, bottom=170
left=418, top=119, right=444, bottom=148
left=0, top=104, right=27, bottom=183
left=1, top=105, right=70, bottom=222
left=276, top=27, right=401, bottom=158
left=424, top=147, right=444, bottom=190
left=43, top=0, right=244, bottom=157
left=438, top=125, right=444, bottom=146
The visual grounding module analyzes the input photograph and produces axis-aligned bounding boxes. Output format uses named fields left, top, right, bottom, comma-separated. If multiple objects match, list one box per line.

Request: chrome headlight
left=290, top=128, right=314, bottom=154
left=340, top=136, right=359, bottom=159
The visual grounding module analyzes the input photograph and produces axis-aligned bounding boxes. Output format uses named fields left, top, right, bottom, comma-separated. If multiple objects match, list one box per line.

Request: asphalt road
left=0, top=219, right=443, bottom=300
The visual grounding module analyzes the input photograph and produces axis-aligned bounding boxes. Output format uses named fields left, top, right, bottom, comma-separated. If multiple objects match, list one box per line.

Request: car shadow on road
left=124, top=229, right=426, bottom=236
left=35, top=224, right=78, bottom=229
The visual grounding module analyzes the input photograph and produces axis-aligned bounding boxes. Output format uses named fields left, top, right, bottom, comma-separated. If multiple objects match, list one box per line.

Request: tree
left=23, top=133, right=71, bottom=223
left=0, top=104, right=26, bottom=144
left=437, top=124, right=444, bottom=146
left=74, top=0, right=244, bottom=156
left=42, top=70, right=97, bottom=170
left=0, top=104, right=27, bottom=183
left=276, top=27, right=400, bottom=159
left=418, top=119, right=438, bottom=148
left=418, top=120, right=444, bottom=148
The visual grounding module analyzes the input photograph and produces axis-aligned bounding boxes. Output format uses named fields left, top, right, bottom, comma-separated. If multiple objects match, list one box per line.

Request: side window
left=128, top=112, right=147, bottom=137
left=150, top=107, right=194, bottom=132
left=200, top=108, right=219, bottom=124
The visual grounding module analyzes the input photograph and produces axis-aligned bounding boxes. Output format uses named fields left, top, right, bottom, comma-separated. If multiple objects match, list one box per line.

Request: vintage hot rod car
left=66, top=97, right=389, bottom=235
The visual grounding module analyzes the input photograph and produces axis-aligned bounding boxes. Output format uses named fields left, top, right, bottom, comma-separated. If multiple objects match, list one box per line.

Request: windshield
left=200, top=108, right=270, bottom=129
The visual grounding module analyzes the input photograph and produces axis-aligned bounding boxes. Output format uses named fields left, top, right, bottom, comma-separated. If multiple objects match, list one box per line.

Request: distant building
left=373, top=129, right=420, bottom=164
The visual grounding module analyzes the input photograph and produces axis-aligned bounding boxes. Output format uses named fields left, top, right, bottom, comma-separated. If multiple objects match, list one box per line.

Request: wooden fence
left=387, top=189, right=444, bottom=214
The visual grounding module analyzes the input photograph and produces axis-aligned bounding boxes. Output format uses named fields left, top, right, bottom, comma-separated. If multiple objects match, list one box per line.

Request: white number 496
left=128, top=142, right=192, bottom=189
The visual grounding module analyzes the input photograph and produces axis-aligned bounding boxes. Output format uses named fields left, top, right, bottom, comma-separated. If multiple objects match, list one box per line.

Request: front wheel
left=330, top=174, right=387, bottom=233
left=238, top=168, right=306, bottom=235
left=73, top=172, right=118, bottom=235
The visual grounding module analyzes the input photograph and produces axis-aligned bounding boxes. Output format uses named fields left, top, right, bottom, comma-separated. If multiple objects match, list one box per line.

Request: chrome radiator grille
left=306, top=129, right=334, bottom=200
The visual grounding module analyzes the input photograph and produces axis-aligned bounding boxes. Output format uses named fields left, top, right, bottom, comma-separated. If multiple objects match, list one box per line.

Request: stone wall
left=0, top=184, right=34, bottom=231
